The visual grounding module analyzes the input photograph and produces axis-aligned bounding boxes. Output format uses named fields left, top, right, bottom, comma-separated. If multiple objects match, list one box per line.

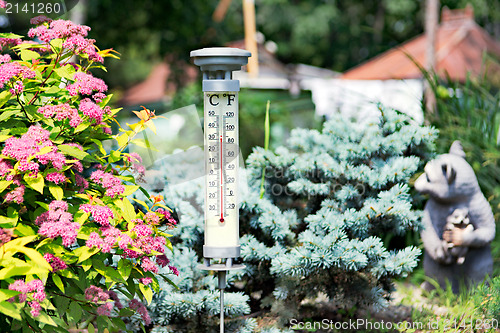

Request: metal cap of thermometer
left=191, top=47, right=250, bottom=333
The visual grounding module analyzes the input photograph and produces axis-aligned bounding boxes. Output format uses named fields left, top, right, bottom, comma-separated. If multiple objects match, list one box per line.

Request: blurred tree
left=85, top=0, right=243, bottom=88
left=82, top=0, right=500, bottom=89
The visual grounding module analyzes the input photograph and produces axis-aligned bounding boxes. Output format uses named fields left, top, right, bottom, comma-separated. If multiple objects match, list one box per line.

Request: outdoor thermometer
left=190, top=47, right=250, bottom=333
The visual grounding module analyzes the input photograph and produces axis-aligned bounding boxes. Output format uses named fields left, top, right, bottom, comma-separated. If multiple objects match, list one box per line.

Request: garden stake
left=191, top=47, right=251, bottom=333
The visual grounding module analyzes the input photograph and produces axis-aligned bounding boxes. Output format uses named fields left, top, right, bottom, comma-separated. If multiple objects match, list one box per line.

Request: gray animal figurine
left=414, top=141, right=495, bottom=293
left=443, top=208, right=473, bottom=265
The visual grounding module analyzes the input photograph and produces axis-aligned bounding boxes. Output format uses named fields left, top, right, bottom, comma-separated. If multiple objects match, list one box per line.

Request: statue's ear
left=441, top=162, right=456, bottom=184
left=449, top=141, right=466, bottom=158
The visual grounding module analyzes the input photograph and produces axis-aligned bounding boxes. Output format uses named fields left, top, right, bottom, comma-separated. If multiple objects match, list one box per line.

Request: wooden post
left=424, top=0, right=439, bottom=115
left=243, top=0, right=259, bottom=78
left=213, top=0, right=233, bottom=22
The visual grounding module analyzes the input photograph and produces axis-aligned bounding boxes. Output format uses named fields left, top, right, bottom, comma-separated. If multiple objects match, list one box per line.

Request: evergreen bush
left=143, top=106, right=436, bottom=332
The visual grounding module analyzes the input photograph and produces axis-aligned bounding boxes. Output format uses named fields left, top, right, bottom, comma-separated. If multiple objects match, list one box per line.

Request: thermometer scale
left=205, top=92, right=239, bottom=241
left=191, top=47, right=250, bottom=333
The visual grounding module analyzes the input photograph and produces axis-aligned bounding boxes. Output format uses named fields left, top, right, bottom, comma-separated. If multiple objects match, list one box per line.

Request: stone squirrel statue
left=414, top=141, right=495, bottom=293
left=443, top=208, right=473, bottom=265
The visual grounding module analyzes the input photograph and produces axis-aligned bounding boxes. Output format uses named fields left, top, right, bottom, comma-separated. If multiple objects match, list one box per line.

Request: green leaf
left=44, top=85, right=61, bottom=94
left=0, top=207, right=18, bottom=227
left=139, top=284, right=153, bottom=305
left=36, top=145, right=54, bottom=157
left=67, top=301, right=82, bottom=325
left=48, top=184, right=63, bottom=200
left=74, top=122, right=89, bottom=133
left=145, top=120, right=156, bottom=134
left=123, top=185, right=140, bottom=197
left=52, top=274, right=64, bottom=293
left=49, top=38, right=63, bottom=49
left=80, top=259, right=92, bottom=272
left=88, top=323, right=95, bottom=333
left=0, top=300, right=21, bottom=320
left=0, top=180, right=13, bottom=194
left=20, top=49, right=40, bottom=62
left=0, top=91, right=12, bottom=108
left=91, top=139, right=106, bottom=155
left=121, top=198, right=136, bottom=222
left=24, top=173, right=44, bottom=194
left=54, top=65, right=76, bottom=80
left=54, top=295, right=70, bottom=317
left=109, top=150, right=121, bottom=163
left=35, top=311, right=57, bottom=326
left=0, top=289, right=20, bottom=302
left=118, top=308, right=135, bottom=317
left=14, top=224, right=35, bottom=236
left=0, top=263, right=47, bottom=279
left=93, top=259, right=125, bottom=284
left=57, top=144, right=88, bottom=160
left=16, top=247, right=52, bottom=271
left=0, top=33, right=23, bottom=39
left=0, top=110, right=17, bottom=122
left=130, top=139, right=159, bottom=151
left=74, top=211, right=90, bottom=225
left=35, top=201, right=49, bottom=210
left=74, top=246, right=99, bottom=263
left=99, top=93, right=113, bottom=107
left=116, top=133, right=128, bottom=148
left=131, top=198, right=149, bottom=211
left=117, top=259, right=133, bottom=280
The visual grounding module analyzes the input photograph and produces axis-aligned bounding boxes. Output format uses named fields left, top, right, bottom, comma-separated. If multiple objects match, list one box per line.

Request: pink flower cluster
left=156, top=208, right=177, bottom=227
left=30, top=15, right=52, bottom=25
left=80, top=204, right=114, bottom=226
left=75, top=173, right=89, bottom=192
left=2, top=125, right=66, bottom=178
left=79, top=98, right=105, bottom=123
left=0, top=158, right=25, bottom=203
left=140, top=256, right=158, bottom=274
left=9, top=80, right=23, bottom=95
left=90, top=170, right=124, bottom=198
left=0, top=38, right=21, bottom=50
left=86, top=226, right=121, bottom=253
left=156, top=254, right=169, bottom=268
left=66, top=72, right=107, bottom=96
left=0, top=61, right=35, bottom=89
left=45, top=172, right=68, bottom=184
left=28, top=19, right=89, bottom=41
left=0, top=54, right=11, bottom=64
left=0, top=228, right=13, bottom=246
left=139, top=277, right=153, bottom=285
left=28, top=19, right=103, bottom=62
left=43, top=253, right=67, bottom=272
left=5, top=184, right=25, bottom=204
left=37, top=103, right=83, bottom=128
left=85, top=285, right=109, bottom=303
left=36, top=200, right=80, bottom=247
left=8, top=279, right=46, bottom=317
left=107, top=290, right=123, bottom=309
left=126, top=153, right=145, bottom=180
left=84, top=285, right=122, bottom=317
left=62, top=35, right=103, bottom=63
left=129, top=299, right=151, bottom=325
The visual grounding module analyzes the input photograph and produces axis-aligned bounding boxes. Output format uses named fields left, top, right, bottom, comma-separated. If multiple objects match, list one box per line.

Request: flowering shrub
left=0, top=16, right=177, bottom=332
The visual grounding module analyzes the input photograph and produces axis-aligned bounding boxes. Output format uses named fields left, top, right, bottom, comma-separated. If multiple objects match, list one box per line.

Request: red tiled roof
left=120, top=62, right=170, bottom=106
left=342, top=7, right=500, bottom=81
